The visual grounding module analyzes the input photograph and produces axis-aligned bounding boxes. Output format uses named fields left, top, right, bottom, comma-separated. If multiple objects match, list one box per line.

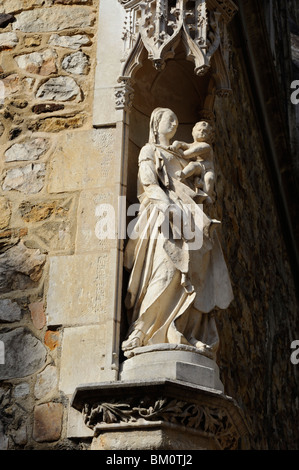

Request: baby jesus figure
left=171, top=120, right=215, bottom=204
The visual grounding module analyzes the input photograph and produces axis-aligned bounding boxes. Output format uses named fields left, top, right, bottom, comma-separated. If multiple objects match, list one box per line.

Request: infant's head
left=192, top=121, right=214, bottom=144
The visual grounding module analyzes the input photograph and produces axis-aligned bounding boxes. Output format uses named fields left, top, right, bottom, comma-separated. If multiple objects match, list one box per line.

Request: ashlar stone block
left=75, top=189, right=121, bottom=254
left=48, top=129, right=116, bottom=193
left=59, top=325, right=108, bottom=395
left=46, top=253, right=114, bottom=327
left=93, top=0, right=125, bottom=126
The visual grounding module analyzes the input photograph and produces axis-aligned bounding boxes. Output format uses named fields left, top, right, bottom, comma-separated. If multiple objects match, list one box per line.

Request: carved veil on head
left=149, top=107, right=174, bottom=144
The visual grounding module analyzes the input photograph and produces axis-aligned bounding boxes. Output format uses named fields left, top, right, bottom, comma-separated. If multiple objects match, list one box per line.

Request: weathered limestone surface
left=13, top=7, right=95, bottom=32
left=0, top=299, right=22, bottom=322
left=91, top=428, right=212, bottom=451
left=93, top=0, right=125, bottom=126
left=0, top=197, right=11, bottom=229
left=75, top=189, right=117, bottom=253
left=29, top=301, right=46, bottom=330
left=15, top=50, right=57, bottom=76
left=0, top=242, right=46, bottom=293
left=36, top=76, right=81, bottom=101
left=0, top=0, right=90, bottom=11
left=0, top=32, right=18, bottom=50
left=28, top=114, right=86, bottom=133
left=48, top=34, right=90, bottom=50
left=2, top=163, right=46, bottom=193
left=5, top=138, right=49, bottom=162
left=59, top=325, right=107, bottom=395
left=62, top=51, right=89, bottom=75
left=13, top=382, right=30, bottom=398
left=33, top=402, right=63, bottom=442
left=46, top=253, right=113, bottom=326
left=48, top=129, right=116, bottom=193
left=0, top=0, right=99, bottom=449
left=34, top=365, right=58, bottom=399
left=0, top=327, right=47, bottom=379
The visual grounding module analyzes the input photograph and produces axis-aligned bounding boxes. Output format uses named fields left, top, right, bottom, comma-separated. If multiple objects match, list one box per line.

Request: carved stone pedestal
left=71, top=379, right=248, bottom=451
left=120, top=345, right=224, bottom=392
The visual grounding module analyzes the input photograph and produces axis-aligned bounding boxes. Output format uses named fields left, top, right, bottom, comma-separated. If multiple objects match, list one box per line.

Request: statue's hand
left=170, top=140, right=181, bottom=150
left=169, top=141, right=184, bottom=155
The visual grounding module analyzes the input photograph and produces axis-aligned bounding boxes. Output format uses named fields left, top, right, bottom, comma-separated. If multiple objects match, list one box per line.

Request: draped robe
left=123, top=143, right=233, bottom=354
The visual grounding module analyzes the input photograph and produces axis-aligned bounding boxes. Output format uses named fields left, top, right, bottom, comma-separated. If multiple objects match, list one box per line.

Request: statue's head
left=149, top=108, right=178, bottom=144
left=192, top=121, right=214, bottom=144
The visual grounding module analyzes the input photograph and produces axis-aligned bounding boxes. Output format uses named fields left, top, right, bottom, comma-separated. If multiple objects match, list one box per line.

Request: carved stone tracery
left=115, top=0, right=238, bottom=110
left=118, top=0, right=237, bottom=75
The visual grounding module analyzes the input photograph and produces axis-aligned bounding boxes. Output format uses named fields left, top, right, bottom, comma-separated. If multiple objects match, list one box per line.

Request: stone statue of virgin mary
left=122, top=107, right=233, bottom=359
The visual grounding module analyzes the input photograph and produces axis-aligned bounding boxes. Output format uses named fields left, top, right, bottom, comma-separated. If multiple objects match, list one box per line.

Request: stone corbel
left=83, top=398, right=241, bottom=449
left=71, top=379, right=249, bottom=450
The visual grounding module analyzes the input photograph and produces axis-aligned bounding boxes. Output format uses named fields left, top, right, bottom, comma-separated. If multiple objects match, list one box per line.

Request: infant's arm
left=182, top=142, right=212, bottom=160
left=170, top=140, right=190, bottom=152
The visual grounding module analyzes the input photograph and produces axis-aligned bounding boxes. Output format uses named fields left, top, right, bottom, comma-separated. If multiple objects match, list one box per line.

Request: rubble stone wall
left=0, top=0, right=98, bottom=450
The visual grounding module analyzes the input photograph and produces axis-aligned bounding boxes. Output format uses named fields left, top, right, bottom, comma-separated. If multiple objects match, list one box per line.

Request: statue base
left=119, top=344, right=224, bottom=392
left=71, top=378, right=248, bottom=450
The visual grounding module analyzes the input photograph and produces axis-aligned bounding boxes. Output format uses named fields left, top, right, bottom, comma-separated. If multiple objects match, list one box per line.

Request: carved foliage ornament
left=83, top=396, right=240, bottom=450
left=118, top=0, right=238, bottom=76
left=115, top=78, right=135, bottom=110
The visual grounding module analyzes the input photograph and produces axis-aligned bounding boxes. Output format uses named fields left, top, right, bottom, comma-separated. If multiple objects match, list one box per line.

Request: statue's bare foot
left=122, top=331, right=144, bottom=351
left=194, top=340, right=211, bottom=351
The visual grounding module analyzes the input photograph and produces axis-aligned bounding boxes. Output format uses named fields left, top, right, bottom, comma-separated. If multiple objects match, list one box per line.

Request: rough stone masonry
left=0, top=0, right=98, bottom=450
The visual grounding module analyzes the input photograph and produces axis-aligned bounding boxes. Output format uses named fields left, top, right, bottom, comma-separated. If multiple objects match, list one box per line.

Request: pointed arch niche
left=117, top=0, right=239, bottom=205
left=119, top=25, right=236, bottom=353
left=86, top=0, right=238, bottom=378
